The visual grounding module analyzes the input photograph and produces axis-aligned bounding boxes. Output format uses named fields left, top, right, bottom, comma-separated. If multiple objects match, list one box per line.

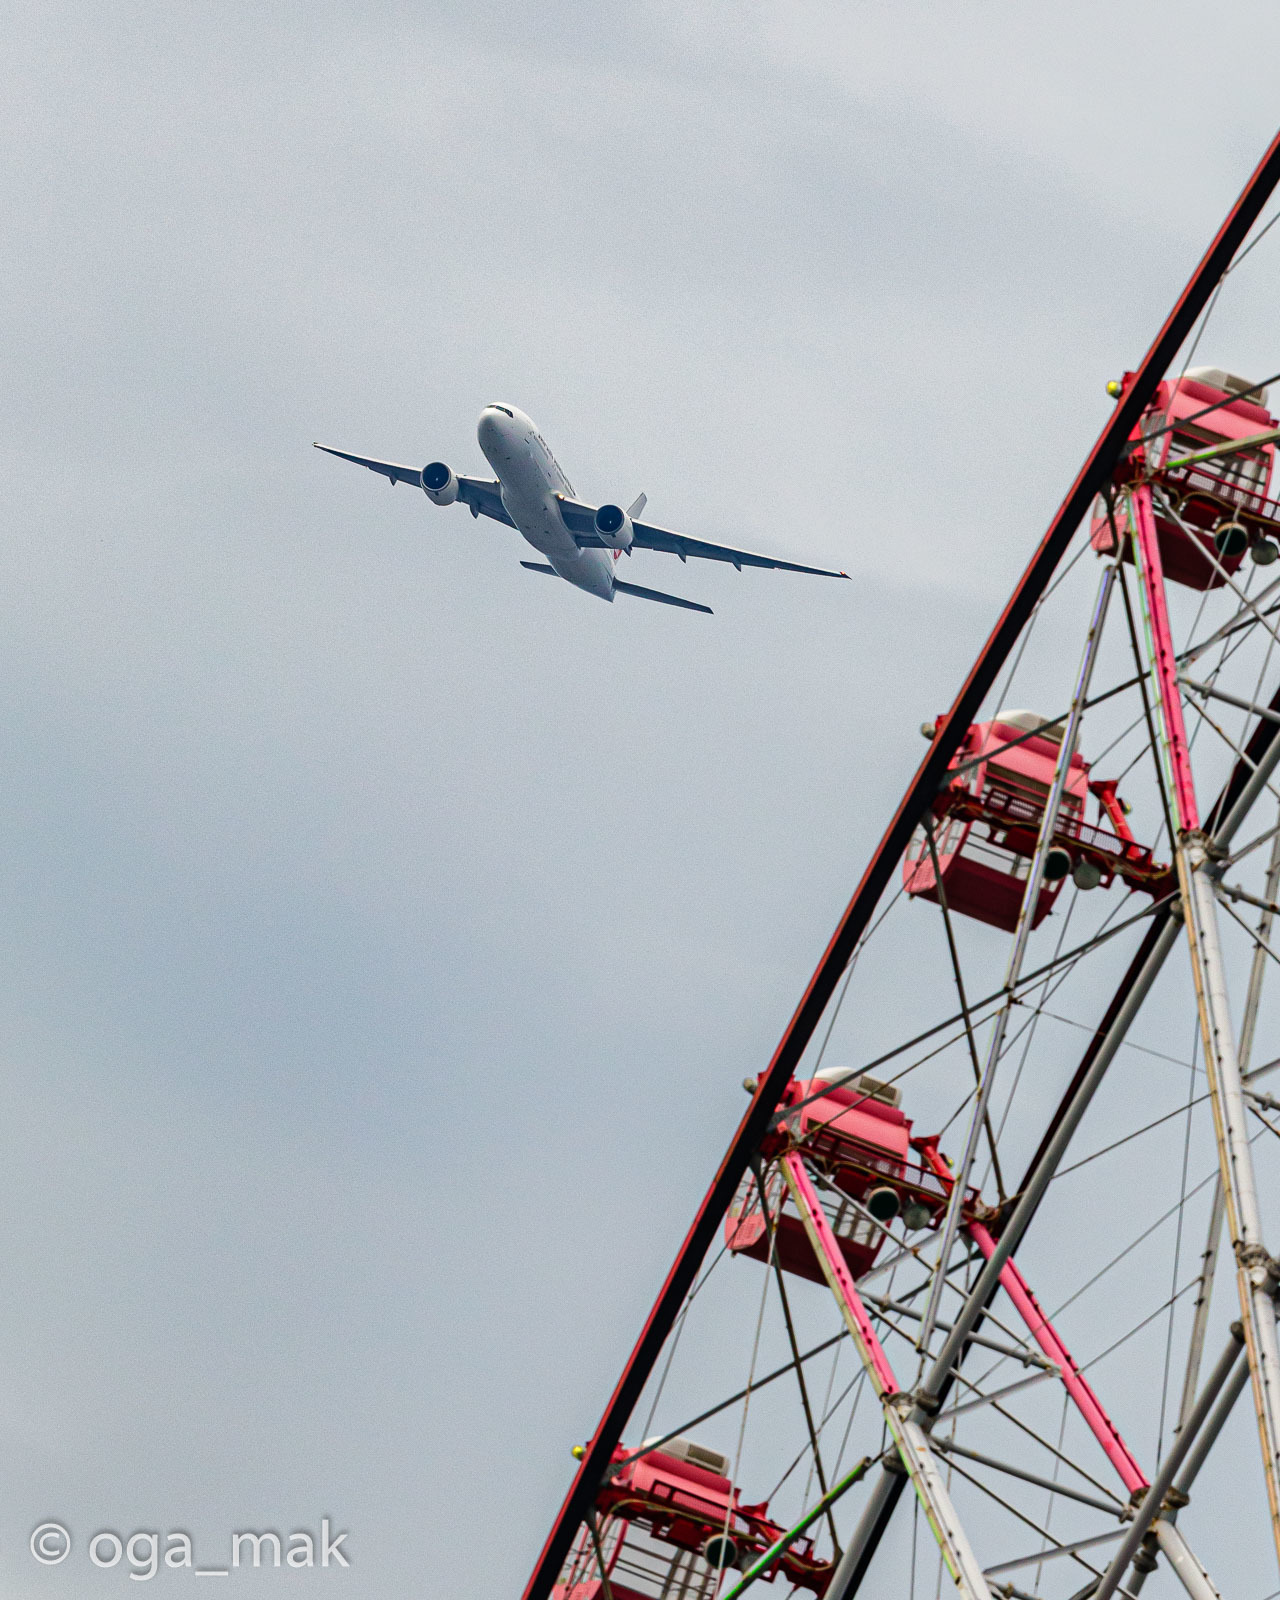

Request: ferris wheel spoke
left=983, top=1528, right=1127, bottom=1581
left=752, top=1159, right=843, bottom=1555
left=922, top=816, right=1006, bottom=1204
left=862, top=1291, right=1049, bottom=1372
left=1175, top=1173, right=1228, bottom=1437
left=939, top=1378, right=1125, bottom=1507
left=1154, top=489, right=1280, bottom=660
left=618, top=1327, right=851, bottom=1472
left=931, top=1439, right=1122, bottom=1518
left=785, top=896, right=1177, bottom=1136
left=1213, top=892, right=1280, bottom=971
left=920, top=570, right=1120, bottom=1359
left=1182, top=581, right=1280, bottom=675
left=1180, top=671, right=1280, bottom=728
left=936, top=1369, right=1062, bottom=1425
left=1181, top=694, right=1280, bottom=811
left=926, top=1450, right=1134, bottom=1593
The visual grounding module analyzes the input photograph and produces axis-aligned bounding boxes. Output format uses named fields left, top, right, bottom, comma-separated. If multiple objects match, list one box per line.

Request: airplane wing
left=313, top=444, right=513, bottom=526
left=552, top=496, right=848, bottom=578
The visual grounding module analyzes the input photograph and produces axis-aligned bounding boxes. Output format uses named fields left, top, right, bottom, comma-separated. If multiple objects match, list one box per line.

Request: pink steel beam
left=1131, top=485, right=1200, bottom=831
left=967, top=1221, right=1148, bottom=1496
left=915, top=1143, right=1148, bottom=1496
left=780, top=1153, right=995, bottom=1600
left=519, top=128, right=1280, bottom=1600
left=780, top=1153, right=899, bottom=1396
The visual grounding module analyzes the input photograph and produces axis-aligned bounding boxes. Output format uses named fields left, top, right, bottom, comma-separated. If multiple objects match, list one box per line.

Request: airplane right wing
left=313, top=445, right=514, bottom=527
left=553, top=495, right=848, bottom=578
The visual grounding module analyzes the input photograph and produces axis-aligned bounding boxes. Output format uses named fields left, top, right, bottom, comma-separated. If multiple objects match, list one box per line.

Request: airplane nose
left=477, top=408, right=506, bottom=450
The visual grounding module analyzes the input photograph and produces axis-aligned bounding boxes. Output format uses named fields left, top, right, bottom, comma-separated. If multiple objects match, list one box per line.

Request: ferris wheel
left=520, top=128, right=1280, bottom=1600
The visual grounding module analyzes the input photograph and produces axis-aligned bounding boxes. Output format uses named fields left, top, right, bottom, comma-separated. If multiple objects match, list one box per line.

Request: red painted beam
left=520, top=126, right=1280, bottom=1600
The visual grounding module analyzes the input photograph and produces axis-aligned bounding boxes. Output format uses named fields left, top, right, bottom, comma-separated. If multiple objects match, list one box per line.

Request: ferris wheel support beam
left=1091, top=1328, right=1243, bottom=1600
left=1171, top=1336, right=1252, bottom=1504
left=1149, top=1525, right=1221, bottom=1600
left=1177, top=818, right=1280, bottom=1429
left=1179, top=851, right=1280, bottom=1544
left=1129, top=1342, right=1251, bottom=1599
left=519, top=124, right=1280, bottom=1600
left=780, top=1152, right=995, bottom=1600
left=1128, top=481, right=1280, bottom=1572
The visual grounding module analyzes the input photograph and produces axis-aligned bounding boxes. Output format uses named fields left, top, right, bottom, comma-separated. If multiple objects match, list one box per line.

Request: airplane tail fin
left=626, top=492, right=647, bottom=519
left=613, top=577, right=712, bottom=614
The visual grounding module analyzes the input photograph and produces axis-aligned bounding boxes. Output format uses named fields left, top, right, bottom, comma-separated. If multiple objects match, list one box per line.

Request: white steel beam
left=1129, top=484, right=1280, bottom=1570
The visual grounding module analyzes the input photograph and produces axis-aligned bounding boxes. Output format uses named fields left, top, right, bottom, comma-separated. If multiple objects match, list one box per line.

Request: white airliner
left=315, top=405, right=847, bottom=614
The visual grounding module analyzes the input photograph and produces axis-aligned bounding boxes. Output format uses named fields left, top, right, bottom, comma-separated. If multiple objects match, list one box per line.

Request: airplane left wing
left=553, top=496, right=848, bottom=578
left=313, top=445, right=512, bottom=526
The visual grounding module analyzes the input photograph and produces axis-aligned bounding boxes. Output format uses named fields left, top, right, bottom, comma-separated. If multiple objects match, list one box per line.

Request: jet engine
left=594, top=503, right=634, bottom=552
left=421, top=462, right=459, bottom=506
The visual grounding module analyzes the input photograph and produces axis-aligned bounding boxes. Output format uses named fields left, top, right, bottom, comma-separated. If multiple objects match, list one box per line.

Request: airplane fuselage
left=477, top=404, right=616, bottom=601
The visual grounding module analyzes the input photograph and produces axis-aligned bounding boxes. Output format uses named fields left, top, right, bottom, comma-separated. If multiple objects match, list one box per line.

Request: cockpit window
left=489, top=405, right=514, bottom=418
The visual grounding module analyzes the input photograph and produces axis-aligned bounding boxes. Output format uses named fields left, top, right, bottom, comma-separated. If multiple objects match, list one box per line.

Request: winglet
left=626, top=492, right=648, bottom=520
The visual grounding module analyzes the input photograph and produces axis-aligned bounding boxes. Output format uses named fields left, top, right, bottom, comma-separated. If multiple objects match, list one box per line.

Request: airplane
left=315, top=404, right=848, bottom=614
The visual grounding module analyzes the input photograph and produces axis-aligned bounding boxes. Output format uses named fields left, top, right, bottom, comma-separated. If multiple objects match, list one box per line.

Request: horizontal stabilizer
left=522, top=561, right=710, bottom=613
left=613, top=577, right=712, bottom=614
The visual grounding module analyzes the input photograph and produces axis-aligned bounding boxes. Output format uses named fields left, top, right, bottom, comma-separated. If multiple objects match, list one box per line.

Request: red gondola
left=552, top=1434, right=833, bottom=1599
left=902, top=710, right=1169, bottom=933
left=1091, top=365, right=1279, bottom=588
left=725, top=1068, right=953, bottom=1286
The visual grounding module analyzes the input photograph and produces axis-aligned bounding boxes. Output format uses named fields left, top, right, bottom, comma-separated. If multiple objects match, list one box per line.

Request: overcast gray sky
left=3, top=3, right=1280, bottom=1595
